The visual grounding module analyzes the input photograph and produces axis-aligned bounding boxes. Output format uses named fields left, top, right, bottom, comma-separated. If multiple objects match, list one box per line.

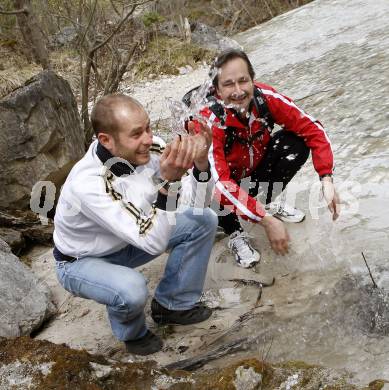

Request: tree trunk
left=82, top=53, right=94, bottom=148
left=13, top=0, right=50, bottom=69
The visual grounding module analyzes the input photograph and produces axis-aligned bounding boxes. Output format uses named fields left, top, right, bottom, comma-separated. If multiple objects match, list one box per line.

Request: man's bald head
left=91, top=94, right=145, bottom=136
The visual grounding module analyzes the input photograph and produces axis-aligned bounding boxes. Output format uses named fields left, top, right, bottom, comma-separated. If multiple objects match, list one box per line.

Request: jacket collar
left=223, top=99, right=258, bottom=129
left=96, top=142, right=137, bottom=177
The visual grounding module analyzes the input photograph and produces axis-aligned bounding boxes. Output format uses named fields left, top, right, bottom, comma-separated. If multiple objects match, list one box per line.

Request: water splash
left=166, top=98, right=191, bottom=137
left=166, top=67, right=221, bottom=137
left=286, top=153, right=297, bottom=161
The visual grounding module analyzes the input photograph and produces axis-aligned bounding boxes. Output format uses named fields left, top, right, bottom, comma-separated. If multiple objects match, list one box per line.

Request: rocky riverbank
left=1, top=336, right=385, bottom=389
left=2, top=0, right=389, bottom=387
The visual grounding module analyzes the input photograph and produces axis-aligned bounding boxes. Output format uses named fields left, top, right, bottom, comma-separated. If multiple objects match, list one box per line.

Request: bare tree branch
left=103, top=45, right=117, bottom=95
left=81, top=53, right=94, bottom=145
left=13, top=0, right=50, bottom=69
left=49, top=12, right=83, bottom=30
left=261, top=0, right=275, bottom=18
left=91, top=58, right=105, bottom=90
left=109, top=0, right=121, bottom=17
left=124, top=0, right=152, bottom=11
left=79, top=0, right=97, bottom=48
left=89, top=4, right=136, bottom=55
left=240, top=0, right=260, bottom=24
left=75, top=0, right=150, bottom=146
left=0, top=7, right=28, bottom=15
left=106, top=42, right=138, bottom=94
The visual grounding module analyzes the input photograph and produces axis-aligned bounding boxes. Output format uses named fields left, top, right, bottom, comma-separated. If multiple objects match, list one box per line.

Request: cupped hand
left=321, top=177, right=341, bottom=220
left=159, top=136, right=194, bottom=182
left=186, top=119, right=212, bottom=171
left=260, top=215, right=290, bottom=255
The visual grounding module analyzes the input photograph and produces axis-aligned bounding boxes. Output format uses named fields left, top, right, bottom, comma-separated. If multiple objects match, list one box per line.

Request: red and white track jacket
left=200, top=82, right=334, bottom=222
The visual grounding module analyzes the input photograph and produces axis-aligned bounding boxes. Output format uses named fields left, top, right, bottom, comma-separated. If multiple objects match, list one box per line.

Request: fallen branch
left=165, top=336, right=253, bottom=371
left=229, top=277, right=275, bottom=288
left=361, top=252, right=378, bottom=288
left=199, top=278, right=275, bottom=349
left=0, top=7, right=27, bottom=15
left=199, top=310, right=261, bottom=350
left=229, top=277, right=275, bottom=307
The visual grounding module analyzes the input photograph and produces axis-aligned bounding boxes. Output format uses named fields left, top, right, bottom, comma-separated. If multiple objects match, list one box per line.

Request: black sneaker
left=151, top=298, right=212, bottom=325
left=124, top=330, right=163, bottom=356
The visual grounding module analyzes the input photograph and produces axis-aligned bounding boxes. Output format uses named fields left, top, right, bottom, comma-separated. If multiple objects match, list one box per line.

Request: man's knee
left=296, top=137, right=310, bottom=162
left=276, top=131, right=309, bottom=163
left=286, top=131, right=309, bottom=151
left=194, top=208, right=218, bottom=233
left=114, top=272, right=148, bottom=313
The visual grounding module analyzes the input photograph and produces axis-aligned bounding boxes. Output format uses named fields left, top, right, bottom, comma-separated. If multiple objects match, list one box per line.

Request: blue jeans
left=55, top=208, right=217, bottom=341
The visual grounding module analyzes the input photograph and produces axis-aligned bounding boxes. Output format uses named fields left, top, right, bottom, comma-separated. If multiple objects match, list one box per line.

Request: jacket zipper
left=249, top=145, right=254, bottom=169
left=248, top=125, right=254, bottom=169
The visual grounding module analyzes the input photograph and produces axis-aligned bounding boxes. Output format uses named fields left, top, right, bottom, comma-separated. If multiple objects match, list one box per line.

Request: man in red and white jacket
left=199, top=49, right=340, bottom=268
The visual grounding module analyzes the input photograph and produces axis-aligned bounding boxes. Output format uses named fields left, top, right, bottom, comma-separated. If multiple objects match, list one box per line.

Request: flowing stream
left=214, top=0, right=389, bottom=383
left=158, top=0, right=389, bottom=383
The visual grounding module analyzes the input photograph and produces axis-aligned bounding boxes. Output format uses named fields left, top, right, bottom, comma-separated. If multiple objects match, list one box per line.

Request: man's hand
left=160, top=136, right=195, bottom=182
left=186, top=120, right=212, bottom=171
left=260, top=215, right=290, bottom=255
left=160, top=120, right=212, bottom=182
left=321, top=177, right=340, bottom=220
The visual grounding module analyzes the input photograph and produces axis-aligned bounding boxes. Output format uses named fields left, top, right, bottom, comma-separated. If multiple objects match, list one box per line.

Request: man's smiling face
left=216, top=57, right=254, bottom=114
left=98, top=104, right=153, bottom=166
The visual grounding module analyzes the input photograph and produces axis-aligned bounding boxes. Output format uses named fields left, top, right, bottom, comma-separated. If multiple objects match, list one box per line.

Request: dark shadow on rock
left=0, top=209, right=53, bottom=256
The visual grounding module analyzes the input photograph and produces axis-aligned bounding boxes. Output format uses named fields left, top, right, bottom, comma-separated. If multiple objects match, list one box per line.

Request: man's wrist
left=259, top=214, right=275, bottom=227
left=155, top=180, right=181, bottom=212
left=193, top=161, right=211, bottom=182
left=193, top=159, right=209, bottom=172
left=320, top=173, right=333, bottom=181
left=160, top=179, right=182, bottom=194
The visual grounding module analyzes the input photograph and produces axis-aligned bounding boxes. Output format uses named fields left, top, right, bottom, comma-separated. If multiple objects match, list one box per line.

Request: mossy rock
left=0, top=337, right=386, bottom=389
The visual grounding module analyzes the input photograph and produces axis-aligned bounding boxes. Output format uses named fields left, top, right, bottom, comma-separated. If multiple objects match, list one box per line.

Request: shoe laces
left=267, top=192, right=296, bottom=216
left=229, top=231, right=255, bottom=257
left=276, top=202, right=297, bottom=217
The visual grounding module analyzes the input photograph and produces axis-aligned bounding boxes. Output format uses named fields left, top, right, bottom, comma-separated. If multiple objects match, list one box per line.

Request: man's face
left=216, top=57, right=254, bottom=114
left=105, top=105, right=153, bottom=166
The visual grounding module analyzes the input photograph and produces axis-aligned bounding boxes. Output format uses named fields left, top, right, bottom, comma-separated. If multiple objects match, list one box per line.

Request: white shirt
left=53, top=138, right=214, bottom=258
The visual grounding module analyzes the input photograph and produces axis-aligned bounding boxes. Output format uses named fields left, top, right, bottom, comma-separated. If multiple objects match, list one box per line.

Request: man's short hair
left=211, top=49, right=256, bottom=88
left=91, top=94, right=143, bottom=136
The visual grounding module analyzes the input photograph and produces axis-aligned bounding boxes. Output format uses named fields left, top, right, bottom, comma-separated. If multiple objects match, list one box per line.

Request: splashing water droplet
left=166, top=67, right=222, bottom=138
left=166, top=97, right=191, bottom=138
left=286, top=154, right=297, bottom=161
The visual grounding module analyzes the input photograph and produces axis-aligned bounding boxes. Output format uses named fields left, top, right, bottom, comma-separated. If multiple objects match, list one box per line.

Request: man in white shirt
left=53, top=94, right=217, bottom=355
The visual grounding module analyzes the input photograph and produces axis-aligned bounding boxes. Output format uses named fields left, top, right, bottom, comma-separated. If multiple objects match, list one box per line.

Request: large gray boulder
left=49, top=26, right=78, bottom=49
left=0, top=70, right=84, bottom=211
left=191, top=22, right=242, bottom=52
left=157, top=20, right=242, bottom=52
left=0, top=238, right=55, bottom=337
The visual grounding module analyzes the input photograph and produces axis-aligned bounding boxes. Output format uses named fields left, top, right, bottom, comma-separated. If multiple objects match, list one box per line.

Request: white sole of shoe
left=236, top=260, right=260, bottom=269
left=273, top=213, right=305, bottom=223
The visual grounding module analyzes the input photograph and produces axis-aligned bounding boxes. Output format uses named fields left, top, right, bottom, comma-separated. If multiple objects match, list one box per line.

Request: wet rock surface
left=338, top=276, right=389, bottom=337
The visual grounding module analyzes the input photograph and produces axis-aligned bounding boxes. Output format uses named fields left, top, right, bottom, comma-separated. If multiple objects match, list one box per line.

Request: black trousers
left=218, top=130, right=310, bottom=235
